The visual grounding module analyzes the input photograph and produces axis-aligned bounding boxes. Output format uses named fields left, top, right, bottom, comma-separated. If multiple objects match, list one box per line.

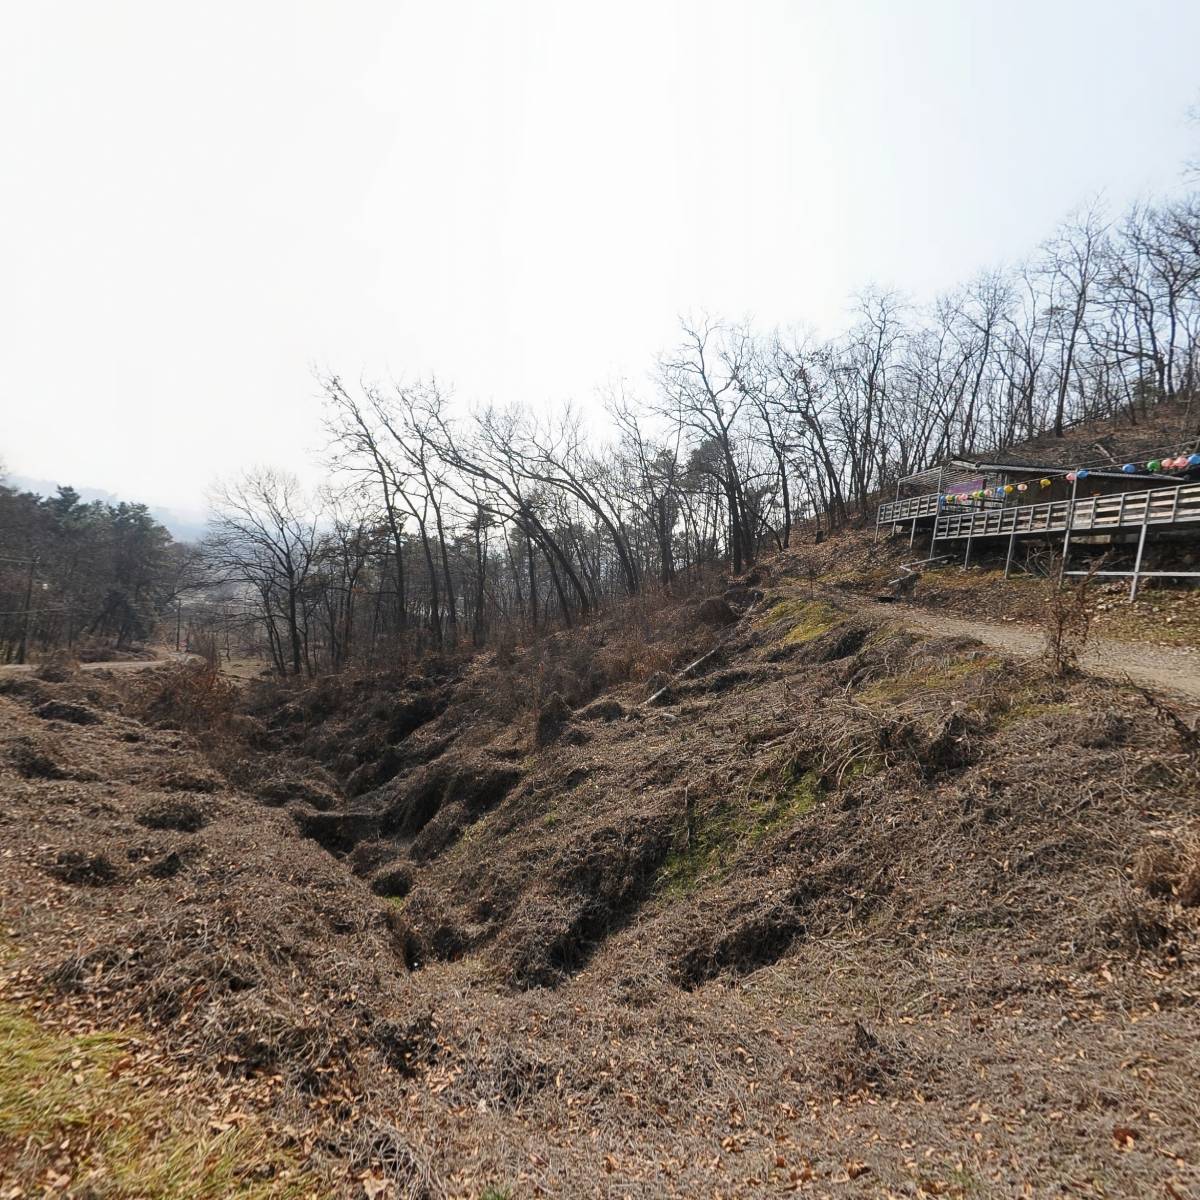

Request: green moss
left=657, top=769, right=827, bottom=896
left=858, top=656, right=1001, bottom=705
left=994, top=698, right=1074, bottom=728
left=0, top=1003, right=312, bottom=1198
left=766, top=598, right=844, bottom=646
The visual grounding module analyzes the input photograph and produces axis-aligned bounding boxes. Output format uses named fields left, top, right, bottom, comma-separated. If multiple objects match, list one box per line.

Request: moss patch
left=658, top=770, right=825, bottom=896
left=858, top=656, right=1002, bottom=706
left=766, top=598, right=845, bottom=646
left=0, top=1003, right=312, bottom=1198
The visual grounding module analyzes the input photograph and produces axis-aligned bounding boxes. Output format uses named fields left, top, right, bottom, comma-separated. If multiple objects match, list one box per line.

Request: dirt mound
left=153, top=764, right=221, bottom=792
left=490, top=811, right=677, bottom=986
left=134, top=798, right=209, bottom=832
left=6, top=736, right=72, bottom=780
left=34, top=698, right=101, bottom=725
left=47, top=849, right=120, bottom=886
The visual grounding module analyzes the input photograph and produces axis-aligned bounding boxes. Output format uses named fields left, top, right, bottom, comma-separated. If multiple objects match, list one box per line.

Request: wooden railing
left=879, top=491, right=1004, bottom=524
left=934, top=482, right=1200, bottom=540
left=878, top=492, right=943, bottom=523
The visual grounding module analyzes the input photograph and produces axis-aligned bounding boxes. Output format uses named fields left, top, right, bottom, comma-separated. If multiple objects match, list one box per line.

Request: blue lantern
left=1076, top=468, right=1089, bottom=480
left=1122, top=463, right=1136, bottom=473
left=1189, top=454, right=1200, bottom=467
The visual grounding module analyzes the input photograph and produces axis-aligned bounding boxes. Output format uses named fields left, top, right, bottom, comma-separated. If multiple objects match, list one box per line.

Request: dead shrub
left=1043, top=556, right=1103, bottom=677
left=133, top=661, right=238, bottom=736
left=1132, top=837, right=1200, bottom=906
left=828, top=1020, right=906, bottom=1096
left=33, top=650, right=80, bottom=682
left=534, top=691, right=572, bottom=746
left=340, top=1119, right=435, bottom=1198
left=1091, top=885, right=1175, bottom=955
left=1131, top=843, right=1179, bottom=899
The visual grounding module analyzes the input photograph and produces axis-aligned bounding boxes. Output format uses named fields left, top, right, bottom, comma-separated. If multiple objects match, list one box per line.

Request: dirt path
left=849, top=596, right=1200, bottom=704
left=0, top=651, right=198, bottom=677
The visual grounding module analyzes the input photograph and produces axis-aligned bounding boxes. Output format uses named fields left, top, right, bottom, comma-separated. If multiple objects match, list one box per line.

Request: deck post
left=963, top=530, right=973, bottom=569
left=1058, top=474, right=1078, bottom=586
left=909, top=516, right=917, bottom=549
left=1003, top=525, right=1017, bottom=579
left=1129, top=518, right=1150, bottom=602
left=930, top=468, right=943, bottom=559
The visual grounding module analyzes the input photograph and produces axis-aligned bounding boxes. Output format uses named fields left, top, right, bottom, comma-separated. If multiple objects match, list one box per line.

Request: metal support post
left=1058, top=475, right=1078, bottom=586
left=1003, top=525, right=1017, bottom=579
left=1129, top=518, right=1150, bottom=602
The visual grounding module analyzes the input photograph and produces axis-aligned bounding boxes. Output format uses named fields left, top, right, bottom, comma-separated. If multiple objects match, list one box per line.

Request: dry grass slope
left=2, top=546, right=1199, bottom=1197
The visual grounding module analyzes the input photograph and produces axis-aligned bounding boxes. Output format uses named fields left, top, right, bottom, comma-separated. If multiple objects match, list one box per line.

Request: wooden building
left=877, top=452, right=1200, bottom=598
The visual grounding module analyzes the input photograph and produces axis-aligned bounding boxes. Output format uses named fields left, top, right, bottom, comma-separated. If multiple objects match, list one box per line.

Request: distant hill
left=3, top=474, right=208, bottom=543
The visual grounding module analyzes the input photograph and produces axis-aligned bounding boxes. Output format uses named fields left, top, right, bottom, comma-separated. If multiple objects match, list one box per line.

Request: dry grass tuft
left=0, top=1002, right=317, bottom=1197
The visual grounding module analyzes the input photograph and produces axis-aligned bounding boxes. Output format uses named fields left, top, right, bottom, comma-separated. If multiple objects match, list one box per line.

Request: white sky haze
left=3, top=0, right=1199, bottom=519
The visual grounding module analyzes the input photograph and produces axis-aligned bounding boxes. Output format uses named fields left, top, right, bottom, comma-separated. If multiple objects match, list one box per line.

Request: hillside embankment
left=2, top=541, right=1199, bottom=1198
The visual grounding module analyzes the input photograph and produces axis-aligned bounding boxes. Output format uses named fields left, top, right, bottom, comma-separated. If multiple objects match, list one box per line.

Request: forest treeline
left=0, top=484, right=193, bottom=663
left=200, top=195, right=1200, bottom=675
left=4, top=193, right=1199, bottom=671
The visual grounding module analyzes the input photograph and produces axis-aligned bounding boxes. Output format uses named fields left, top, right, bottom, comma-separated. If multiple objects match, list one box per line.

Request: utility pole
left=16, top=556, right=37, bottom=665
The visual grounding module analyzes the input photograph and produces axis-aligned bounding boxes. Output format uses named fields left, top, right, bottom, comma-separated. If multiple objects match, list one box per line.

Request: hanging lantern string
left=941, top=444, right=1198, bottom=505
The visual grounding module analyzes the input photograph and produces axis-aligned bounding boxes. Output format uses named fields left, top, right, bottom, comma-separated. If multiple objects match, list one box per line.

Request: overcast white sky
left=3, top=0, right=1199, bottom=519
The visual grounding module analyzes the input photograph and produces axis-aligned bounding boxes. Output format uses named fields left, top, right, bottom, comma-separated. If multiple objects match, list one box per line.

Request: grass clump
left=0, top=1003, right=311, bottom=1198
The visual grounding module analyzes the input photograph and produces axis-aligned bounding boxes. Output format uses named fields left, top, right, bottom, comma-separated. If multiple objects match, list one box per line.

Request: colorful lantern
left=1017, top=483, right=1028, bottom=493
left=1039, top=477, right=1051, bottom=488
left=1122, top=463, right=1136, bottom=473
left=1148, top=459, right=1162, bottom=472
left=1076, top=468, right=1089, bottom=480
left=1065, top=472, right=1076, bottom=483
left=1189, top=454, right=1200, bottom=467
left=1002, top=484, right=1014, bottom=494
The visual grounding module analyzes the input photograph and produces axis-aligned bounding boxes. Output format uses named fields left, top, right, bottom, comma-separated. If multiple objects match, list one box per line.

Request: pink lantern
left=1016, top=483, right=1028, bottom=493
left=1065, top=471, right=1077, bottom=483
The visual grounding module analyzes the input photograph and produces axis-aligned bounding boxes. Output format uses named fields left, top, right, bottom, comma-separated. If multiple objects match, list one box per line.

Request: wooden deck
left=933, top=482, right=1200, bottom=541
left=878, top=490, right=1004, bottom=528
left=877, top=492, right=944, bottom=523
